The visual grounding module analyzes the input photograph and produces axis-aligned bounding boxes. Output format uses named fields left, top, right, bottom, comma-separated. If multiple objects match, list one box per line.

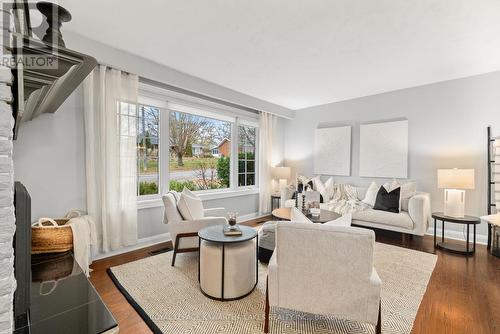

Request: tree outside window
left=169, top=111, right=231, bottom=191
left=238, top=125, right=256, bottom=186
left=137, top=105, right=159, bottom=195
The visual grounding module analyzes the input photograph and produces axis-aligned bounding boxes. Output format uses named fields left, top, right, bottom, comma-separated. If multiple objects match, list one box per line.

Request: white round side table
left=198, top=225, right=258, bottom=301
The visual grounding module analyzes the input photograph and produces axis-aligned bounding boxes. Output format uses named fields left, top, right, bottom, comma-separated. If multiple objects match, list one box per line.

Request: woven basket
left=31, top=218, right=73, bottom=254
left=31, top=210, right=83, bottom=254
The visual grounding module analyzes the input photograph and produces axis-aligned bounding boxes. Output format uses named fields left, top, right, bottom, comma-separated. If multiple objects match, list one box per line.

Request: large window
left=137, top=105, right=160, bottom=196
left=238, top=125, right=256, bottom=186
left=169, top=111, right=231, bottom=192
left=135, top=90, right=259, bottom=200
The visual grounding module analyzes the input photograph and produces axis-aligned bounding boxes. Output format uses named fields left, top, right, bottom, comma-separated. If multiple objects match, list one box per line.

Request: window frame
left=136, top=96, right=169, bottom=201
left=136, top=104, right=161, bottom=199
left=136, top=84, right=260, bottom=208
left=235, top=122, right=259, bottom=189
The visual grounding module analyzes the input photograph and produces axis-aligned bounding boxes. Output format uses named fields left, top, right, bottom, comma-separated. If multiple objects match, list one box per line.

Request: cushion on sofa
left=352, top=209, right=414, bottom=230
left=373, top=186, right=401, bottom=213
left=362, top=181, right=379, bottom=206
left=312, top=176, right=334, bottom=202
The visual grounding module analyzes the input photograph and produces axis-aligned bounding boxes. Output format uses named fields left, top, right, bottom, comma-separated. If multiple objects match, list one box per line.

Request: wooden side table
left=432, top=212, right=481, bottom=256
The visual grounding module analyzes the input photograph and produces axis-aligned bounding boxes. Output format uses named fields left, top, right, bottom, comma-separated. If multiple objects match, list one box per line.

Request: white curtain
left=259, top=112, right=276, bottom=215
left=83, top=65, right=139, bottom=253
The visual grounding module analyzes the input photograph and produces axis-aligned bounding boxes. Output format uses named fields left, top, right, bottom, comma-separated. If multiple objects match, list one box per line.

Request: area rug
left=108, top=243, right=437, bottom=334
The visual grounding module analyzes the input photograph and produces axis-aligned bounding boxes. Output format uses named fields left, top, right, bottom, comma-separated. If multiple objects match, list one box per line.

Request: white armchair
left=264, top=222, right=382, bottom=333
left=162, top=191, right=227, bottom=266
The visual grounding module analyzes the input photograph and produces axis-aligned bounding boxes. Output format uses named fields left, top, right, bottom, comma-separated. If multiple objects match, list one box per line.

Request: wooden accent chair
left=162, top=191, right=227, bottom=266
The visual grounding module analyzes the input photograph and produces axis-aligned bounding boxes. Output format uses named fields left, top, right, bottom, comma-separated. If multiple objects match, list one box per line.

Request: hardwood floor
left=90, top=221, right=500, bottom=334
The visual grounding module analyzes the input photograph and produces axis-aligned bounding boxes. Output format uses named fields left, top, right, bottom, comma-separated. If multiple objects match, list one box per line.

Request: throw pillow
left=177, top=188, right=204, bottom=220
left=290, top=207, right=313, bottom=223
left=181, top=187, right=200, bottom=199
left=373, top=186, right=401, bottom=213
left=293, top=175, right=321, bottom=201
left=324, top=177, right=335, bottom=200
left=324, top=213, right=352, bottom=227
left=362, top=181, right=379, bottom=207
left=383, top=180, right=402, bottom=211
left=400, top=181, right=417, bottom=212
left=312, top=175, right=333, bottom=203
left=298, top=175, right=314, bottom=191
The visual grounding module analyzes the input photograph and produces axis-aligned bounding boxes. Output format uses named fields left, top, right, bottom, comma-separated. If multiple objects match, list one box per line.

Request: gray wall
left=13, top=87, right=87, bottom=221
left=285, top=71, right=500, bottom=239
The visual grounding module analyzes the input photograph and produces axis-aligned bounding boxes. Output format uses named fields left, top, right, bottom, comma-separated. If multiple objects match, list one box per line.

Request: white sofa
left=265, top=222, right=382, bottom=333
left=281, top=185, right=431, bottom=236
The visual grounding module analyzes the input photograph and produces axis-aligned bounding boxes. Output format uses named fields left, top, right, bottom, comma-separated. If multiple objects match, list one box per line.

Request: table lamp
left=437, top=168, right=475, bottom=218
left=272, top=167, right=291, bottom=190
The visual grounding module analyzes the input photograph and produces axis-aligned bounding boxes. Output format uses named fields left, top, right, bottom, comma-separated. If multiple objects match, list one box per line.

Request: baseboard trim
left=93, top=211, right=264, bottom=261
left=93, top=232, right=171, bottom=261
left=425, top=228, right=488, bottom=245
left=238, top=212, right=264, bottom=222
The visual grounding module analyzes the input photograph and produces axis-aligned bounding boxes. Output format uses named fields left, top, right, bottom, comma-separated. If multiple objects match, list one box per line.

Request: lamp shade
left=272, top=167, right=291, bottom=180
left=437, top=169, right=475, bottom=189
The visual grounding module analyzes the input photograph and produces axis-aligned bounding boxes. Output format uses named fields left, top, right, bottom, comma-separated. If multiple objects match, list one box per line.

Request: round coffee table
left=432, top=212, right=481, bottom=256
left=272, top=207, right=292, bottom=220
left=198, top=225, right=258, bottom=301
left=271, top=207, right=341, bottom=223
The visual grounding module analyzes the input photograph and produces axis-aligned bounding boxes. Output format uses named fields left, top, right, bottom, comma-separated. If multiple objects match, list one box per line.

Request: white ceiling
left=56, top=0, right=500, bottom=110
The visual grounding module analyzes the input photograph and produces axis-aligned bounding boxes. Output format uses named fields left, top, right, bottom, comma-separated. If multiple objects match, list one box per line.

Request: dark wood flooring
left=90, top=220, right=500, bottom=334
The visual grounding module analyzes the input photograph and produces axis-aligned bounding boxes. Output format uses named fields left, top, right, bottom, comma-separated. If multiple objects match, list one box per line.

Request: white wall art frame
left=314, top=126, right=351, bottom=176
left=359, top=120, right=408, bottom=178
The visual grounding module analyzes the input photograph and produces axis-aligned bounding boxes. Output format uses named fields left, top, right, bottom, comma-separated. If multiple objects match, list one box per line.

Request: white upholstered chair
left=264, top=222, right=382, bottom=333
left=162, top=191, right=227, bottom=266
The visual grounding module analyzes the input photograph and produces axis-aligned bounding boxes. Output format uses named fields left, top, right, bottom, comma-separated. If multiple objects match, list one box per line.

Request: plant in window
left=139, top=181, right=158, bottom=195
left=216, top=156, right=230, bottom=187
left=194, top=159, right=217, bottom=189
left=169, top=180, right=197, bottom=192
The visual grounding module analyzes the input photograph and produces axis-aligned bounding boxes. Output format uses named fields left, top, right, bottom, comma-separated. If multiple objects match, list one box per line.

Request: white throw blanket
left=68, top=216, right=98, bottom=277
left=321, top=184, right=369, bottom=215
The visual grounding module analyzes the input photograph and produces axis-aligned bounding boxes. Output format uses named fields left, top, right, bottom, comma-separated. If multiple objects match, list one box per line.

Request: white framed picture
left=314, top=126, right=351, bottom=176
left=359, top=120, right=408, bottom=178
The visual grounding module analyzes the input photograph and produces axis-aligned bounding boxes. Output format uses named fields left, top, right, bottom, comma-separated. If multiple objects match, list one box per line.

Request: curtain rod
left=97, top=62, right=261, bottom=115
left=139, top=77, right=261, bottom=115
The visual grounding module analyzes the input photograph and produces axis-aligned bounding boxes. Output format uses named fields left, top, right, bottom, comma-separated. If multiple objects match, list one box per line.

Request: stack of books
left=223, top=224, right=242, bottom=236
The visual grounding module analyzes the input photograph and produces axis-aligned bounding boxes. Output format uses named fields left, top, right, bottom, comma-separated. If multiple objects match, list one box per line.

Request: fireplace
left=13, top=181, right=31, bottom=328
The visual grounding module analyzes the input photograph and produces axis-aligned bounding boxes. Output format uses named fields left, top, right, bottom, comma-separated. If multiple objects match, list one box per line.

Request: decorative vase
left=228, top=212, right=237, bottom=229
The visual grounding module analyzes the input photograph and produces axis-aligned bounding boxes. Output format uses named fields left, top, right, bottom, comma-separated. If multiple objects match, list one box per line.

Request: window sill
left=137, top=188, right=260, bottom=210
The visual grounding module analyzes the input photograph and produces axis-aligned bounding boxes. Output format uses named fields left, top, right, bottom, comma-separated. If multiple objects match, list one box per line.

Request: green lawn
left=138, top=159, right=158, bottom=174
left=138, top=157, right=219, bottom=174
